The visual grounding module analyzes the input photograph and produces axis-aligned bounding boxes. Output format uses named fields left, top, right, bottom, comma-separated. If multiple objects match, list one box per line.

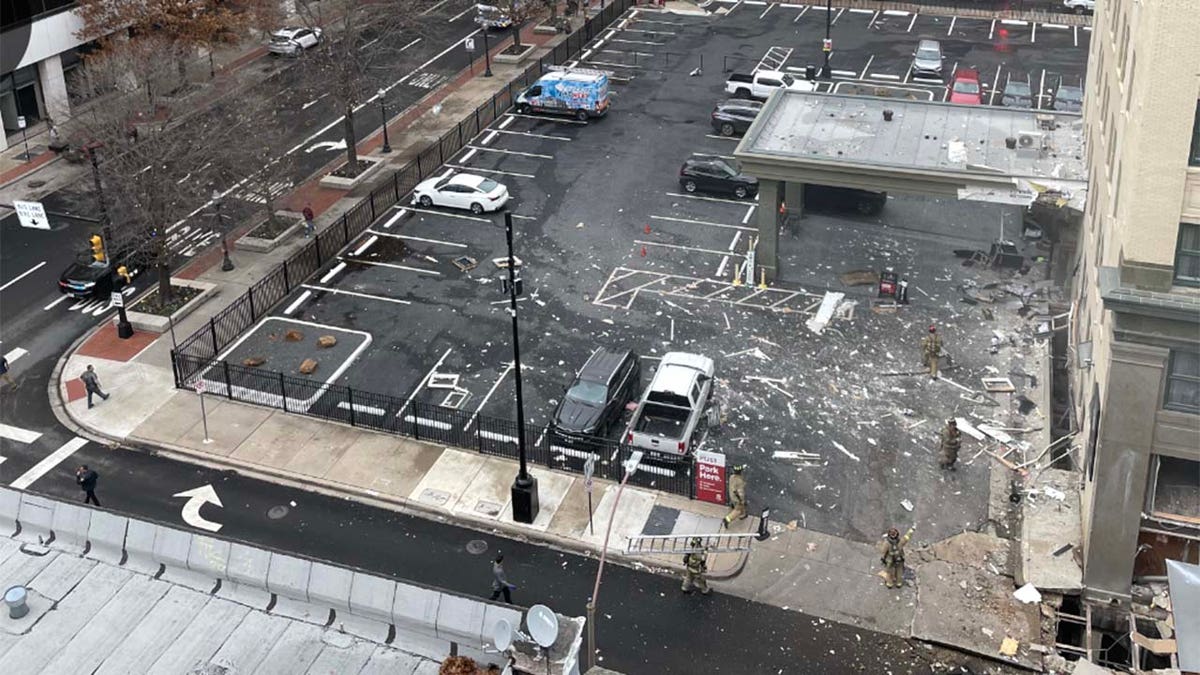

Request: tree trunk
left=342, top=106, right=359, bottom=176
left=158, top=262, right=173, bottom=304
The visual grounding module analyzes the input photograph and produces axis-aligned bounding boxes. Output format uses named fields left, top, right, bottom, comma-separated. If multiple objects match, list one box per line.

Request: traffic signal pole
left=88, top=148, right=134, bottom=339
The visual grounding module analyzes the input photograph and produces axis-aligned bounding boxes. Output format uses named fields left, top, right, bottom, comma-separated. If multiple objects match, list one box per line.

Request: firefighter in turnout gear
left=681, top=538, right=711, bottom=594
left=723, top=465, right=747, bottom=527
left=939, top=418, right=962, bottom=471
left=878, top=526, right=915, bottom=589
left=921, top=325, right=943, bottom=379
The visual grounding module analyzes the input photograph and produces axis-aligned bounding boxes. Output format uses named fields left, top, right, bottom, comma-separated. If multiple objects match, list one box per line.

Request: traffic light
left=90, top=234, right=106, bottom=263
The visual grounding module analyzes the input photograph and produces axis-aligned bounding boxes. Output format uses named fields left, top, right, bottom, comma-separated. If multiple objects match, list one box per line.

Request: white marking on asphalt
left=495, top=129, right=571, bottom=141
left=989, top=66, right=1003, bottom=105
left=352, top=235, right=379, bottom=257
left=509, top=214, right=537, bottom=221
left=1001, top=19, right=1028, bottom=26
left=359, top=37, right=380, bottom=51
left=0, top=423, right=42, bottom=444
left=283, top=291, right=313, bottom=316
left=401, top=347, right=452, bottom=414
left=883, top=9, right=909, bottom=16
left=405, top=416, right=453, bottom=430
left=0, top=262, right=47, bottom=292
left=665, top=191, right=749, bottom=205
left=791, top=5, right=809, bottom=22
left=449, top=4, right=476, bottom=21
left=467, top=145, right=552, bottom=159
left=947, top=16, right=956, bottom=36
left=1031, top=22, right=1037, bottom=43
left=341, top=257, right=441, bottom=275
left=1043, top=22, right=1068, bottom=29
left=445, top=164, right=535, bottom=179
left=173, top=485, right=223, bottom=532
left=1037, top=69, right=1046, bottom=109
left=421, top=0, right=452, bottom=14
left=1073, top=26, right=1079, bottom=47
left=301, top=284, right=412, bottom=305
left=742, top=204, right=756, bottom=224
left=11, top=437, right=89, bottom=489
left=831, top=69, right=857, bottom=78
left=481, top=130, right=499, bottom=145
left=911, top=75, right=942, bottom=84
left=988, top=19, right=996, bottom=40
left=848, top=7, right=872, bottom=13
left=758, top=3, right=774, bottom=19
left=506, top=113, right=586, bottom=125
left=906, top=12, right=918, bottom=32
left=407, top=206, right=492, bottom=222
left=466, top=361, right=514, bottom=430
left=302, top=93, right=329, bottom=110
left=498, top=116, right=515, bottom=129
left=704, top=134, right=738, bottom=142
left=858, top=55, right=875, bottom=80
left=636, top=240, right=748, bottom=258
left=459, top=148, right=477, bottom=163
left=43, top=295, right=70, bottom=311
left=382, top=208, right=409, bottom=229
left=650, top=215, right=754, bottom=232
left=337, top=401, right=387, bottom=416
left=320, top=262, right=348, bottom=283
left=400, top=37, right=422, bottom=51
left=369, top=231, right=467, bottom=248
left=831, top=7, right=844, bottom=24
left=3, top=347, right=28, bottom=364
left=866, top=10, right=879, bottom=29
left=870, top=73, right=901, bottom=80
left=715, top=230, right=743, bottom=278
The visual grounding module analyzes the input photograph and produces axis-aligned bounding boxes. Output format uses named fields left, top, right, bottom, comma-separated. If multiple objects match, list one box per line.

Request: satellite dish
left=526, top=604, right=559, bottom=648
left=492, top=618, right=514, bottom=652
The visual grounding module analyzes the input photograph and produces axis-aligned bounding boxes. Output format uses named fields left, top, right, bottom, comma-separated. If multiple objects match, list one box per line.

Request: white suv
left=1063, top=0, right=1095, bottom=13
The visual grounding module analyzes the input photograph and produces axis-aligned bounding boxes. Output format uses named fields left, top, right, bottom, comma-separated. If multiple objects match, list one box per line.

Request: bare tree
left=213, top=99, right=304, bottom=232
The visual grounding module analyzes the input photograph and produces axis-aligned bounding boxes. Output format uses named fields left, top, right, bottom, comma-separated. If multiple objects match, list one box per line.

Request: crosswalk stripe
left=3, top=347, right=27, bottom=364
left=11, top=437, right=89, bottom=489
left=0, top=423, right=42, bottom=444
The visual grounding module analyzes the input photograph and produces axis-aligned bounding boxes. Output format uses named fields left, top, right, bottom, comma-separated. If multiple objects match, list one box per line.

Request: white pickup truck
left=624, top=352, right=715, bottom=458
left=725, top=70, right=816, bottom=100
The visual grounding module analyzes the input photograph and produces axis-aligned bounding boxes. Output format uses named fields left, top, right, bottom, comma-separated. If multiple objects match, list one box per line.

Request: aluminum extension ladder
left=624, top=532, right=755, bottom=556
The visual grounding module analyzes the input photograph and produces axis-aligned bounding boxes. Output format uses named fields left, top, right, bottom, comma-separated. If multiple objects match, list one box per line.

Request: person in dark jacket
left=76, top=465, right=100, bottom=506
left=80, top=364, right=110, bottom=408
left=490, top=554, right=514, bottom=603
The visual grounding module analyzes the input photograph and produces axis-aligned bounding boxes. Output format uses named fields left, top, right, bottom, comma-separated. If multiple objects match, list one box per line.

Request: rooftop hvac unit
left=1017, top=131, right=1044, bottom=149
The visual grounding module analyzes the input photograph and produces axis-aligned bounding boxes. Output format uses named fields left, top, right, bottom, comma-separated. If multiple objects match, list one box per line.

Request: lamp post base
left=221, top=254, right=235, bottom=272
left=511, top=474, right=540, bottom=524
left=116, top=320, right=134, bottom=339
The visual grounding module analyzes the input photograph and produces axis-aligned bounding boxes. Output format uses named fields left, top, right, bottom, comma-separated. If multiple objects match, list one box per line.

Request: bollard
left=5, top=586, right=29, bottom=619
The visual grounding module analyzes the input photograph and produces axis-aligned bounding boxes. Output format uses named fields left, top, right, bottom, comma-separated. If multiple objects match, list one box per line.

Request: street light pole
left=87, top=148, right=134, bottom=339
left=211, top=189, right=235, bottom=272
left=505, top=211, right=539, bottom=524
left=482, top=28, right=493, bottom=78
left=377, top=89, right=392, bottom=153
left=820, top=0, right=832, bottom=79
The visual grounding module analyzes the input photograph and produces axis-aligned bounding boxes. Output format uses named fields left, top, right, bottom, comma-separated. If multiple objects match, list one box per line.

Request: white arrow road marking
left=0, top=423, right=42, bottom=444
left=306, top=139, right=348, bottom=153
left=11, top=437, right=89, bottom=489
left=173, top=484, right=224, bottom=532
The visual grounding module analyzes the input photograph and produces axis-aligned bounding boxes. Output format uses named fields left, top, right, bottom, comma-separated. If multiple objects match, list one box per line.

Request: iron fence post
left=393, top=172, right=400, bottom=201
left=279, top=372, right=289, bottom=412
left=370, top=192, right=376, bottom=221
left=283, top=260, right=290, bottom=291
left=209, top=318, right=219, bottom=357
left=342, top=215, right=350, bottom=243
left=170, top=351, right=179, bottom=387
left=248, top=286, right=256, bottom=319
left=222, top=361, right=233, bottom=399
left=347, top=387, right=356, bottom=426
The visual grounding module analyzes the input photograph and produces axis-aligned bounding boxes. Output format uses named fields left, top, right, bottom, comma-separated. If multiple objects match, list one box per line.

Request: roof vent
left=1036, top=113, right=1056, bottom=131
left=882, top=109, right=894, bottom=122
left=1005, top=137, right=1017, bottom=150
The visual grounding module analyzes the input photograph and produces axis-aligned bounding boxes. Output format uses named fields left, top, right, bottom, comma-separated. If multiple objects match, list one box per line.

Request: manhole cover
left=267, top=505, right=289, bottom=520
left=466, top=540, right=489, bottom=555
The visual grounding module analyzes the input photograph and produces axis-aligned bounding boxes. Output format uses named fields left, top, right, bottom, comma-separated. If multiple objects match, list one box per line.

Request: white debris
left=1013, top=583, right=1042, bottom=604
left=900, top=499, right=914, bottom=512
left=804, top=291, right=846, bottom=335
left=831, top=441, right=860, bottom=462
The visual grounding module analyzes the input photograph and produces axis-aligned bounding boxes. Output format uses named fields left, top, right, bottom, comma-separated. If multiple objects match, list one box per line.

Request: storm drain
left=466, top=540, right=489, bottom=555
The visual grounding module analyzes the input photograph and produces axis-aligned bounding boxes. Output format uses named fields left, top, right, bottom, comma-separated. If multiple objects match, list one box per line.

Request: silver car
left=911, top=39, right=944, bottom=80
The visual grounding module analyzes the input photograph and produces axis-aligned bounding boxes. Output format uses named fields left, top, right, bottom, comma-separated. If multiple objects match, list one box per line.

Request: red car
left=947, top=68, right=984, bottom=105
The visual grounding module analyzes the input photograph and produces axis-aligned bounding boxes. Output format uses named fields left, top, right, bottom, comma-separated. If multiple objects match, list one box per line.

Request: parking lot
left=223, top=6, right=1081, bottom=543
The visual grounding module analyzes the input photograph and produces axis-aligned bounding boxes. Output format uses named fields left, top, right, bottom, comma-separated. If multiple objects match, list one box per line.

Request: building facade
left=1, top=0, right=92, bottom=150
left=1073, top=0, right=1200, bottom=605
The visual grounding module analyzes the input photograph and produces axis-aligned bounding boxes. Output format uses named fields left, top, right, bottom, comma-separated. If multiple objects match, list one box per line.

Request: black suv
left=710, top=99, right=763, bottom=137
left=679, top=155, right=758, bottom=199
left=550, top=348, right=641, bottom=446
left=58, top=251, right=135, bottom=299
left=804, top=184, right=887, bottom=216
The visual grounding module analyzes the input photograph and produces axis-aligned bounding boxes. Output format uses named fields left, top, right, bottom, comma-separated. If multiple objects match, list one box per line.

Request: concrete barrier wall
left=0, top=488, right=20, bottom=537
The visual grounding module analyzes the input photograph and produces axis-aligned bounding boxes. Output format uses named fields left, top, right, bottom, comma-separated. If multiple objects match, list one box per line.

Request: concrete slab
left=304, top=636, right=377, bottom=674
left=252, top=621, right=326, bottom=675
left=497, top=465, right=574, bottom=532
left=1019, top=468, right=1082, bottom=592
left=128, top=390, right=208, bottom=446
left=326, top=434, right=441, bottom=499
left=85, top=510, right=129, bottom=566
left=65, top=356, right=178, bottom=438
left=0, top=542, right=58, bottom=588
left=15, top=493, right=55, bottom=545
left=283, top=422, right=362, bottom=478
left=409, top=449, right=486, bottom=511
left=49, top=502, right=91, bottom=553
left=912, top=560, right=1041, bottom=670
left=452, top=456, right=513, bottom=520
left=308, top=561, right=353, bottom=612
left=95, top=585, right=211, bottom=675
left=230, top=412, right=324, bottom=468
left=41, top=574, right=170, bottom=675
left=577, top=484, right=657, bottom=553
left=357, top=644, right=430, bottom=675
left=207, top=609, right=292, bottom=672
left=172, top=399, right=272, bottom=457
left=146, top=596, right=250, bottom=674
left=28, top=553, right=96, bottom=601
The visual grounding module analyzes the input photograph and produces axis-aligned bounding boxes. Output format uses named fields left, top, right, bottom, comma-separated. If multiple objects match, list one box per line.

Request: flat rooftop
left=738, top=90, right=1087, bottom=184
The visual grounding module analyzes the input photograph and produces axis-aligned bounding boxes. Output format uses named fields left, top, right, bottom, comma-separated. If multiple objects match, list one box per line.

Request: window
left=1176, top=223, right=1200, bottom=286
left=1189, top=100, right=1200, bottom=167
left=1148, top=456, right=1199, bottom=522
left=1165, top=349, right=1200, bottom=413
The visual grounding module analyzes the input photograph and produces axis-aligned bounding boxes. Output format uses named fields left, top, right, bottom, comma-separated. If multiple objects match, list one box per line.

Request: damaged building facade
left=1071, top=0, right=1200, bottom=608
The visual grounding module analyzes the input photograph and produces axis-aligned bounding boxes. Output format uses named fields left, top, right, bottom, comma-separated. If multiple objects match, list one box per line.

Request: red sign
left=822, top=38, right=832, bottom=53
left=695, top=450, right=727, bottom=505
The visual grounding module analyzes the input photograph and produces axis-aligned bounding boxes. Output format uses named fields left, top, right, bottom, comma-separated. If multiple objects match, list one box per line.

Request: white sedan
left=268, top=27, right=323, bottom=56
left=412, top=173, right=510, bottom=214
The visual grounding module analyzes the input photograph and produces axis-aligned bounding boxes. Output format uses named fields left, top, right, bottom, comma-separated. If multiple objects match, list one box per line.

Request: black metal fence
left=169, top=0, right=698, bottom=499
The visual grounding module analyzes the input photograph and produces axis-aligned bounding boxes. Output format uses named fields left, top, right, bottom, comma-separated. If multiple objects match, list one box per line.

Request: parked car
left=625, top=352, right=715, bottom=458
left=910, top=39, right=944, bottom=80
left=804, top=184, right=887, bottom=216
left=710, top=99, right=763, bottom=137
left=475, top=3, right=513, bottom=29
left=516, top=67, right=610, bottom=121
left=1000, top=77, right=1035, bottom=109
left=412, top=173, right=509, bottom=214
left=679, top=154, right=758, bottom=199
left=1063, top=0, right=1094, bottom=13
left=58, top=245, right=137, bottom=300
left=268, top=27, right=323, bottom=56
left=1050, top=79, right=1084, bottom=113
left=947, top=68, right=984, bottom=105
left=549, top=348, right=641, bottom=447
left=725, top=70, right=816, bottom=100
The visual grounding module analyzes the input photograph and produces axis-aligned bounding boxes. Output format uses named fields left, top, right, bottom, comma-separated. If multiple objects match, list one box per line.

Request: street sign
left=192, top=379, right=205, bottom=393
left=822, top=38, right=832, bottom=52
left=110, top=291, right=124, bottom=308
left=16, top=116, right=26, bottom=129
left=465, top=37, right=476, bottom=52
left=695, top=449, right=727, bottom=505
left=12, top=200, right=48, bottom=230
left=583, top=454, right=595, bottom=481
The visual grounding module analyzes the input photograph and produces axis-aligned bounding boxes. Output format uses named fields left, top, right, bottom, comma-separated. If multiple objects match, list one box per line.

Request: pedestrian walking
left=0, top=355, right=15, bottom=389
left=877, top=526, right=914, bottom=589
left=722, top=464, right=747, bottom=527
left=939, top=418, right=962, bottom=471
left=489, top=554, right=515, bottom=603
left=80, top=364, right=110, bottom=408
left=921, top=325, right=943, bottom=380
left=302, top=203, right=315, bottom=238
left=76, top=465, right=100, bottom=506
left=681, top=538, right=711, bottom=595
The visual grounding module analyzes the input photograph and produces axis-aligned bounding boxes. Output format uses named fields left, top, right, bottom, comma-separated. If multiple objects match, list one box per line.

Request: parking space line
left=830, top=8, right=844, bottom=25
left=858, top=55, right=875, bottom=80
left=337, top=401, right=387, bottom=416
left=301, top=284, right=412, bottom=305
left=467, top=145, right=553, bottom=160
left=284, top=290, right=313, bottom=316
left=498, top=116, right=515, bottom=129
left=495, top=129, right=571, bottom=141
left=382, top=208, right=409, bottom=229
left=650, top=215, right=754, bottom=232
left=792, top=6, right=808, bottom=23
left=44, top=295, right=70, bottom=311
left=866, top=10, right=879, bottom=29
left=11, top=437, right=89, bottom=490
left=989, top=66, right=1003, bottom=105
left=368, top=231, right=468, bottom=248
left=510, top=214, right=537, bottom=221
left=1001, top=19, right=1029, bottom=26
left=421, top=0, right=452, bottom=15
left=715, top=230, right=743, bottom=278
left=907, top=12, right=918, bottom=31
left=831, top=69, right=857, bottom=79
left=466, top=361, right=514, bottom=430
left=445, top=163, right=536, bottom=179
left=506, top=113, right=587, bottom=125
left=449, top=4, right=475, bottom=21
left=1073, top=26, right=1079, bottom=47
left=459, top=148, right=477, bottom=163
left=481, top=130, right=499, bottom=145
left=988, top=19, right=996, bottom=40
left=758, top=2, right=774, bottom=19
left=0, top=261, right=46, bottom=292
left=665, top=191, right=749, bottom=206
left=341, top=257, right=441, bottom=276
left=1031, top=22, right=1037, bottom=43
left=401, top=347, right=453, bottom=414
left=352, top=235, right=379, bottom=257
left=636, top=240, right=747, bottom=258
left=401, top=37, right=422, bottom=52
left=321, top=262, right=348, bottom=283
left=742, top=204, right=756, bottom=224
left=947, top=16, right=956, bottom=36
left=704, top=134, right=738, bottom=142
left=406, top=206, right=493, bottom=222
